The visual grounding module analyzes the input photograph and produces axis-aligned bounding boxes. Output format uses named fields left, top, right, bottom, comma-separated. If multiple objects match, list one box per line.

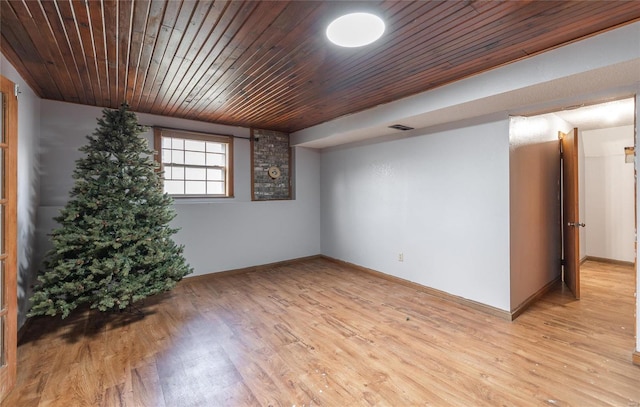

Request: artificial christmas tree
left=29, top=103, right=192, bottom=318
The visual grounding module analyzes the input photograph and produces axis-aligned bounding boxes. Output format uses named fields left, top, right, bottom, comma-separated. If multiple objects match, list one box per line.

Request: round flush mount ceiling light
left=326, top=12, right=385, bottom=48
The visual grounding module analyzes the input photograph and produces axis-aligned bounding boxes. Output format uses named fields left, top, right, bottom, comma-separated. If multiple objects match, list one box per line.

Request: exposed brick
left=252, top=129, right=291, bottom=200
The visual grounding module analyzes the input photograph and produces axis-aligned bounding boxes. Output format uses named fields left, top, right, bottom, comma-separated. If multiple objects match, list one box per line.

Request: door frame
left=559, top=128, right=581, bottom=299
left=0, top=75, right=18, bottom=400
left=555, top=97, right=638, bottom=365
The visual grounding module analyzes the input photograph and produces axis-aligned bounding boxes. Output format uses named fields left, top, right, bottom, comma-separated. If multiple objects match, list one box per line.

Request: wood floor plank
left=4, top=258, right=640, bottom=406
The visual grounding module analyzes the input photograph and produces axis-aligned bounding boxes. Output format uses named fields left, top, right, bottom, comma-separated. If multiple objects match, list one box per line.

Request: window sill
left=169, top=195, right=236, bottom=204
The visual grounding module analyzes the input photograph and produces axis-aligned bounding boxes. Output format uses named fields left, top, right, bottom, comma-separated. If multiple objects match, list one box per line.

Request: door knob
left=567, top=222, right=586, bottom=227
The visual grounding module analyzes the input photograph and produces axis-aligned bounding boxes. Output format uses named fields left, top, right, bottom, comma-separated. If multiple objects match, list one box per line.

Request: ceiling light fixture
left=326, top=12, right=385, bottom=48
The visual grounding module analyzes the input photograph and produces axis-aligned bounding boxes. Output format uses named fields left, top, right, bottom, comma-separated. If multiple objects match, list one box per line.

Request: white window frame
left=154, top=127, right=234, bottom=198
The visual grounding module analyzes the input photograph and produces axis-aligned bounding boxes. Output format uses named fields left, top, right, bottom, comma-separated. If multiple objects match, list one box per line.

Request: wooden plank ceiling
left=2, top=0, right=639, bottom=134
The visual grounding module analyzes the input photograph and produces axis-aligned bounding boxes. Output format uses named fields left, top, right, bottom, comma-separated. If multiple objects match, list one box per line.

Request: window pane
left=206, top=168, right=223, bottom=181
left=185, top=167, right=206, bottom=180
left=164, top=180, right=184, bottom=195
left=0, top=316, right=4, bottom=365
left=207, top=182, right=224, bottom=195
left=0, top=261, right=4, bottom=309
left=185, top=181, right=206, bottom=195
left=162, top=148, right=171, bottom=163
left=171, top=138, right=184, bottom=149
left=0, top=205, right=3, bottom=253
left=206, top=142, right=224, bottom=153
left=172, top=151, right=184, bottom=164
left=0, top=93, right=3, bottom=144
left=158, top=131, right=231, bottom=197
left=184, top=139, right=206, bottom=152
left=185, top=151, right=206, bottom=166
left=0, top=149, right=4, bottom=200
left=172, top=166, right=185, bottom=180
left=206, top=153, right=224, bottom=166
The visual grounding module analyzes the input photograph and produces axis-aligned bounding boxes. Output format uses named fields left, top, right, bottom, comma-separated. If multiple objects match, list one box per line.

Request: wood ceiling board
left=178, top=1, right=295, bottom=119
left=0, top=2, right=48, bottom=97
left=165, top=1, right=259, bottom=118
left=2, top=0, right=640, bottom=134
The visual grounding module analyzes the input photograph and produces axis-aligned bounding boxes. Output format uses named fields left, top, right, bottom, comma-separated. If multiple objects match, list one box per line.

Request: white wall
left=0, top=54, right=41, bottom=329
left=509, top=114, right=570, bottom=310
left=582, top=126, right=635, bottom=263
left=320, top=116, right=512, bottom=311
left=37, top=100, right=321, bottom=277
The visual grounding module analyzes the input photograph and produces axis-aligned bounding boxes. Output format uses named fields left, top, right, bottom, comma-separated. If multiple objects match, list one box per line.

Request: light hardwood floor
left=4, top=258, right=639, bottom=406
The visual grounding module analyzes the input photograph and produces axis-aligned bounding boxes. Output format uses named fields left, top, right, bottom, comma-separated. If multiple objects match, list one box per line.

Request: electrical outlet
left=398, top=253, right=404, bottom=262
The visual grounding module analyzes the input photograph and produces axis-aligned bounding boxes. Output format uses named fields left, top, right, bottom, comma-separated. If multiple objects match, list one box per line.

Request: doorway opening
left=509, top=95, right=637, bottom=362
left=557, top=98, right=636, bottom=289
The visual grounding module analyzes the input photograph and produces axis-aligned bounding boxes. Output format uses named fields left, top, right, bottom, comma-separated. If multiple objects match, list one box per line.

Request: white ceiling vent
left=388, top=124, right=414, bottom=131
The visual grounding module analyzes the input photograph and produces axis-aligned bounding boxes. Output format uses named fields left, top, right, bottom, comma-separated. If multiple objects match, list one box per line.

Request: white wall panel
left=583, top=126, right=635, bottom=262
left=321, top=117, right=511, bottom=311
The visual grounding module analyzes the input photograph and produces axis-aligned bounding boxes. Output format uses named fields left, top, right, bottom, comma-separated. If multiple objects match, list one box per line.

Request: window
left=154, top=127, right=233, bottom=197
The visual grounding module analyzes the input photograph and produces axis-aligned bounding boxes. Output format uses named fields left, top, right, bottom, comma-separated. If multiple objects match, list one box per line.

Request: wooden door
left=560, top=128, right=581, bottom=299
left=0, top=76, right=17, bottom=400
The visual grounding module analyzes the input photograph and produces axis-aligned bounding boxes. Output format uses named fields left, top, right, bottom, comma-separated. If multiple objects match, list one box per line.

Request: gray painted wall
left=320, top=116, right=512, bottom=311
left=508, top=114, right=571, bottom=310
left=36, top=100, right=322, bottom=282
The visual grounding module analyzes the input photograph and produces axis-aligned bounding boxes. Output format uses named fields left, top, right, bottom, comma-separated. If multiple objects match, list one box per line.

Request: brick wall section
left=252, top=129, right=291, bottom=200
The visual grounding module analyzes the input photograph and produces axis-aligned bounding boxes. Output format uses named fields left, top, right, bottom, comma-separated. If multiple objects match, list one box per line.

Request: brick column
left=251, top=129, right=291, bottom=200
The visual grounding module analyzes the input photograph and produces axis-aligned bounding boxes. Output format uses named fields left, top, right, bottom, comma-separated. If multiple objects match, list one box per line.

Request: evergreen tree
left=29, top=103, right=192, bottom=318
